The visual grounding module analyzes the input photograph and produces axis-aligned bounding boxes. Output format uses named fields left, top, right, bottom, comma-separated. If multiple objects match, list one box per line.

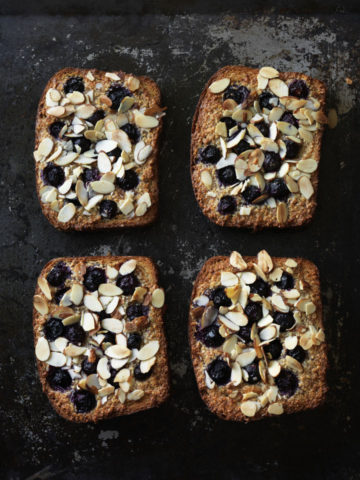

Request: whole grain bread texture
left=33, top=256, right=169, bottom=422
left=191, top=65, right=327, bottom=229
left=189, top=251, right=327, bottom=422
left=34, top=68, right=165, bottom=230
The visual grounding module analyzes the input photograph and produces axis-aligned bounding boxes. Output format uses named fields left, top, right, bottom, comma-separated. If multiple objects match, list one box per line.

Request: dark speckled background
left=1, top=2, right=360, bottom=479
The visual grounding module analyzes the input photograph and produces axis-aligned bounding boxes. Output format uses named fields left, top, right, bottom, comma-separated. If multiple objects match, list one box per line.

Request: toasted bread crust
left=191, top=65, right=326, bottom=229
left=189, top=254, right=328, bottom=422
left=33, top=256, right=169, bottom=422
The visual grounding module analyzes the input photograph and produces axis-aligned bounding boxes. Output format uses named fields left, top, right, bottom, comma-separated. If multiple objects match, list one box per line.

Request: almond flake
left=259, top=324, right=277, bottom=342
left=101, top=317, right=123, bottom=334
left=90, top=180, right=115, bottom=194
left=47, top=106, right=66, bottom=117
left=151, top=288, right=165, bottom=308
left=257, top=250, right=273, bottom=273
left=276, top=202, right=288, bottom=224
left=285, top=355, right=303, bottom=372
left=268, top=360, right=281, bottom=377
left=284, top=335, right=298, bottom=350
left=76, top=104, right=96, bottom=119
left=105, top=72, right=121, bottom=81
left=38, top=138, right=54, bottom=158
left=98, top=283, right=122, bottom=296
left=35, top=337, right=50, bottom=361
left=297, top=158, right=318, bottom=173
left=82, top=312, right=96, bottom=331
left=62, top=313, right=81, bottom=326
left=70, top=283, right=83, bottom=305
left=33, top=295, right=48, bottom=315
left=38, top=277, right=52, bottom=300
left=226, top=311, right=248, bottom=326
left=200, top=170, right=212, bottom=189
left=277, top=121, right=298, bottom=136
left=119, top=259, right=137, bottom=275
left=208, top=78, right=230, bottom=94
left=134, top=113, right=159, bottom=129
left=140, top=356, right=156, bottom=374
left=97, top=357, right=111, bottom=379
left=231, top=362, right=242, bottom=385
left=229, top=251, right=247, bottom=271
left=47, top=352, right=66, bottom=367
left=106, top=345, right=131, bottom=359
left=259, top=66, right=279, bottom=79
left=127, top=389, right=144, bottom=401
left=106, top=265, right=119, bottom=279
left=237, top=349, right=256, bottom=366
left=58, top=203, right=76, bottom=223
left=84, top=294, right=103, bottom=312
left=137, top=340, right=159, bottom=361
left=257, top=74, right=268, bottom=90
left=241, top=272, right=256, bottom=285
left=269, top=78, right=289, bottom=97
left=298, top=175, right=314, bottom=199
left=240, top=401, right=258, bottom=417
left=221, top=271, right=239, bottom=287
left=268, top=402, right=284, bottom=415
left=64, top=344, right=86, bottom=357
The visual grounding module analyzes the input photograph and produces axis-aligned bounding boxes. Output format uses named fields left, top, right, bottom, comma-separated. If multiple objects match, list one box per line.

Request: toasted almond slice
left=97, top=357, right=111, bottom=379
left=285, top=174, right=299, bottom=193
left=221, top=271, right=239, bottom=287
left=134, top=113, right=159, bottom=129
left=101, top=317, right=123, bottom=334
left=200, top=170, right=212, bottom=189
left=106, top=344, right=131, bottom=359
left=38, top=278, right=52, bottom=300
left=209, top=78, right=230, bottom=94
left=151, top=288, right=165, bottom=308
left=285, top=355, right=303, bottom=372
left=226, top=311, right=248, bottom=326
left=82, top=312, right=96, bottom=331
left=64, top=344, right=87, bottom=357
left=70, top=283, right=83, bottom=305
left=97, top=151, right=112, bottom=173
left=218, top=314, right=239, bottom=332
left=269, top=107, right=285, bottom=122
left=47, top=351, right=66, bottom=367
left=106, top=265, right=118, bottom=280
left=305, top=301, right=316, bottom=315
left=33, top=295, right=48, bottom=315
left=35, top=337, right=50, bottom=361
left=276, top=202, right=288, bottom=224
left=277, top=121, right=298, bottom=136
left=119, top=197, right=134, bottom=215
left=272, top=294, right=289, bottom=312
left=119, top=259, right=137, bottom=275
left=95, top=139, right=118, bottom=153
left=237, top=349, right=256, bottom=366
left=55, top=151, right=78, bottom=166
left=105, top=72, right=120, bottom=81
left=76, top=104, right=96, bottom=119
left=297, top=158, right=318, bottom=173
left=84, top=294, right=103, bottom=312
left=269, top=78, right=289, bottom=97
left=114, top=368, right=131, bottom=383
left=259, top=66, right=279, bottom=79
left=90, top=180, right=115, bottom=194
left=137, top=340, right=160, bottom=361
left=75, top=180, right=88, bottom=207
left=127, top=389, right=145, bottom=401
left=47, top=106, right=66, bottom=117
left=98, top=385, right=115, bottom=397
left=328, top=108, right=338, bottom=129
left=257, top=74, right=268, bottom=90
left=85, top=194, right=103, bottom=211
left=259, top=324, right=277, bottom=341
left=231, top=361, right=242, bottom=385
left=62, top=313, right=81, bottom=326
left=38, top=137, right=54, bottom=158
left=135, top=202, right=147, bottom=217
left=268, top=402, right=283, bottom=415
left=268, top=360, right=281, bottom=377
left=241, top=272, right=256, bottom=284
left=140, top=356, right=156, bottom=374
left=229, top=251, right=247, bottom=271
left=257, top=250, right=273, bottom=273
left=58, top=203, right=76, bottom=223
left=298, top=175, right=314, bottom=199
left=98, top=283, right=122, bottom=296
left=284, top=335, right=298, bottom=350
left=240, top=401, right=258, bottom=417
left=119, top=96, right=135, bottom=113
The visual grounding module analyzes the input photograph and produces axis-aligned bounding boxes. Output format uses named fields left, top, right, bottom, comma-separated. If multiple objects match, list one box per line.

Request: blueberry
left=210, top=286, right=231, bottom=309
left=241, top=186, right=263, bottom=204
left=108, top=147, right=122, bottom=159
left=46, top=262, right=71, bottom=287
left=207, top=358, right=231, bottom=385
left=103, top=331, right=116, bottom=344
left=47, top=367, right=72, bottom=392
left=280, top=112, right=299, bottom=128
left=243, top=361, right=260, bottom=384
left=257, top=121, right=269, bottom=137
left=83, top=266, right=106, bottom=292
left=263, top=152, right=281, bottom=172
left=54, top=287, right=69, bottom=305
left=99, top=200, right=117, bottom=219
left=232, top=139, right=253, bottom=156
left=220, top=116, right=237, bottom=132
left=275, top=271, right=294, bottom=290
left=81, top=166, right=100, bottom=185
left=217, top=195, right=237, bottom=215
left=250, top=278, right=271, bottom=297
left=43, top=163, right=65, bottom=187
left=64, top=76, right=85, bottom=94
left=49, top=121, right=65, bottom=139
left=134, top=363, right=153, bottom=381
left=275, top=369, right=298, bottom=397
left=197, top=145, right=221, bottom=165
left=116, top=169, right=139, bottom=191
left=266, top=178, right=290, bottom=200
left=107, top=83, right=132, bottom=110
left=196, top=324, right=224, bottom=348
left=121, top=123, right=140, bottom=143
left=126, top=303, right=149, bottom=321
left=44, top=318, right=64, bottom=341
left=87, top=109, right=105, bottom=126
left=107, top=367, right=118, bottom=386
left=71, top=390, right=96, bottom=413
left=82, top=357, right=98, bottom=375
left=245, top=301, right=262, bottom=323
left=216, top=166, right=237, bottom=186
left=116, top=273, right=140, bottom=295
left=223, top=85, right=249, bottom=105
left=273, top=311, right=295, bottom=332
left=72, top=137, right=91, bottom=153
left=259, top=91, right=277, bottom=110
left=127, top=333, right=142, bottom=350
left=65, top=198, right=81, bottom=208
left=284, top=138, right=300, bottom=159
left=289, top=79, right=309, bottom=99
left=63, top=324, right=85, bottom=345
left=287, top=345, right=306, bottom=363
left=264, top=338, right=282, bottom=360
left=98, top=311, right=109, bottom=321
left=237, top=325, right=252, bottom=343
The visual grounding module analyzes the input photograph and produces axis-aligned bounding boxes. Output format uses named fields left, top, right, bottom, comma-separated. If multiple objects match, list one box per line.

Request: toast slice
left=191, top=65, right=327, bottom=229
left=33, top=256, right=169, bottom=422
left=189, top=251, right=327, bottom=422
left=34, top=68, right=165, bottom=230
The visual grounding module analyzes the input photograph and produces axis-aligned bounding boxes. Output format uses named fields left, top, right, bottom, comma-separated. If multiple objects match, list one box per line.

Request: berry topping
left=275, top=271, right=294, bottom=290
left=107, top=83, right=132, bottom=110
left=287, top=345, right=306, bottom=363
left=126, top=303, right=149, bottom=321
left=245, top=301, right=263, bottom=323
left=103, top=331, right=116, bottom=344
left=44, top=318, right=64, bottom=341
left=275, top=369, right=299, bottom=397
left=87, top=109, right=105, bottom=126
left=241, top=186, right=263, bottom=204
left=216, top=166, right=237, bottom=186
left=220, top=116, right=237, bottom=132
left=238, top=325, right=252, bottom=343
left=99, top=200, right=117, bottom=219
left=243, top=361, right=261, bottom=384
left=207, top=358, right=231, bottom=385
left=223, top=85, right=250, bottom=105
left=81, top=166, right=100, bottom=185
left=47, top=367, right=72, bottom=391
left=63, top=324, right=85, bottom=345
left=49, top=121, right=65, bottom=139
left=264, top=338, right=282, bottom=360
left=72, top=137, right=91, bottom=153
left=54, top=287, right=70, bottom=305
left=232, top=139, right=253, bottom=156
left=82, top=357, right=98, bottom=375
left=259, top=91, right=276, bottom=110
left=284, top=138, right=300, bottom=159
left=210, top=286, right=232, bottom=309
left=197, top=145, right=221, bottom=165
left=257, top=121, right=270, bottom=137
left=71, top=390, right=97, bottom=413
left=46, top=262, right=71, bottom=287
left=116, top=169, right=139, bottom=191
left=64, top=76, right=85, bottom=94
left=217, top=195, right=237, bottom=215
left=266, top=178, right=290, bottom=200
left=83, top=266, right=106, bottom=292
left=134, top=363, right=153, bottom=381
left=250, top=278, right=271, bottom=297
left=196, top=324, right=224, bottom=348
left=289, top=79, right=309, bottom=99
left=42, top=163, right=65, bottom=187
left=273, top=311, right=295, bottom=332
left=116, top=273, right=140, bottom=295
left=127, top=333, right=142, bottom=350
left=280, top=111, right=299, bottom=128
left=263, top=152, right=282, bottom=172
left=121, top=123, right=140, bottom=143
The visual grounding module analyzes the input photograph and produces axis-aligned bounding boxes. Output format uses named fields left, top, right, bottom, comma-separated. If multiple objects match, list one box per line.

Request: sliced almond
left=64, top=344, right=86, bottom=357
left=268, top=402, right=283, bottom=415
left=284, top=335, right=298, bottom=350
left=298, top=176, right=314, bottom=199
left=106, top=265, right=119, bottom=280
left=33, top=295, right=48, bottom=315
left=285, top=174, right=299, bottom=193
left=259, top=66, right=279, bottom=79
left=240, top=401, right=258, bottom=417
left=297, top=158, right=318, bottom=173
left=137, top=340, right=160, bottom=361
left=218, top=314, right=239, bottom=332
left=259, top=324, right=277, bottom=342
left=70, top=283, right=83, bottom=305
left=268, top=360, right=281, bottom=377
left=98, top=283, right=122, bottom=296
left=220, top=271, right=239, bottom=287
left=226, top=311, right=248, bottom=326
left=151, top=288, right=165, bottom=308
left=276, top=203, right=288, bottom=224
left=229, top=251, right=247, bottom=271
left=47, top=352, right=66, bottom=367
left=231, top=362, right=242, bottom=385
left=269, top=78, right=289, bottom=97
left=35, top=337, right=50, bottom=361
left=90, top=180, right=115, bottom=194
left=257, top=74, right=268, bottom=90
left=237, top=349, right=256, bottom=366
left=84, top=294, right=103, bottom=312
left=277, top=121, right=298, bottom=136
left=208, top=78, right=230, bottom=94
left=140, top=356, right=156, bottom=374
left=285, top=355, right=303, bottom=372
left=97, top=356, right=111, bottom=379
left=134, top=113, right=159, bottom=129
left=272, top=294, right=289, bottom=312
left=200, top=170, right=212, bottom=189
left=82, top=312, right=96, bottom=331
left=38, top=277, right=52, bottom=300
left=106, top=344, right=131, bottom=359
left=241, top=272, right=256, bottom=285
left=257, top=250, right=273, bottom=273
left=101, top=317, right=123, bottom=334
left=119, top=259, right=136, bottom=276
left=47, top=106, right=66, bottom=117
left=76, top=104, right=96, bottom=119
left=62, top=313, right=80, bottom=326
left=38, top=138, right=54, bottom=158
left=127, top=389, right=144, bottom=401
left=57, top=203, right=76, bottom=223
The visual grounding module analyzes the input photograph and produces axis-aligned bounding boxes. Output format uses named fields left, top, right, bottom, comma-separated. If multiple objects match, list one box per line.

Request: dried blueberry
left=237, top=325, right=252, bottom=343
left=82, top=357, right=98, bottom=375
left=126, top=303, right=149, bottom=321
left=98, top=311, right=109, bottom=321
left=250, top=278, right=271, bottom=298
left=266, top=178, right=290, bottom=200
left=116, top=273, right=140, bottom=295
left=284, top=138, right=300, bottom=159
left=264, top=338, right=282, bottom=360
left=63, top=324, right=85, bottom=345
left=127, top=333, right=142, bottom=350
left=263, top=152, right=281, bottom=172
left=287, top=345, right=306, bottom=363
left=72, top=137, right=91, bottom=154
left=243, top=361, right=260, bottom=384
left=134, top=363, right=153, bottom=381
left=217, top=195, right=237, bottom=215
left=99, top=200, right=117, bottom=219
left=47, top=367, right=72, bottom=391
left=71, top=390, right=96, bottom=413
left=116, top=169, right=139, bottom=191
left=121, top=123, right=140, bottom=143
left=232, top=139, right=253, bottom=156
left=289, top=79, right=309, bottom=99
left=257, top=121, right=269, bottom=137
left=196, top=324, right=224, bottom=348
left=54, top=287, right=69, bottom=305
left=43, top=163, right=65, bottom=187
left=210, top=286, right=231, bottom=309
left=273, top=311, right=295, bottom=332
left=216, top=166, right=237, bottom=186
left=280, top=112, right=299, bottom=128
left=245, top=301, right=262, bottom=323
left=275, top=271, right=294, bottom=290
left=83, top=266, right=106, bottom=292
left=207, top=358, right=231, bottom=385
left=49, top=121, right=65, bottom=139
left=197, top=145, right=221, bottom=165
left=275, top=369, right=298, bottom=397
left=46, top=262, right=71, bottom=287
left=44, top=318, right=64, bottom=341
left=220, top=116, right=237, bottom=132
left=87, top=109, right=105, bottom=126
left=81, top=166, right=100, bottom=185
left=64, top=76, right=84, bottom=94
left=223, top=84, right=249, bottom=105
left=66, top=198, right=81, bottom=208
left=241, top=186, right=263, bottom=204
left=259, top=91, right=277, bottom=110
left=107, top=83, right=132, bottom=110
left=103, top=331, right=116, bottom=344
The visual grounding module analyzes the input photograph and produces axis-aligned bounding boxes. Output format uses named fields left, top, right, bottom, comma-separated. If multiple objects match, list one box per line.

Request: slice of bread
left=191, top=65, right=327, bottom=229
left=33, top=256, right=169, bottom=422
left=34, top=68, right=165, bottom=230
left=189, top=251, right=327, bottom=422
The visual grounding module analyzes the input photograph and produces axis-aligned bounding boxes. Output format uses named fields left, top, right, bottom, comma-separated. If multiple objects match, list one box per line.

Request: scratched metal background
left=1, top=5, right=360, bottom=479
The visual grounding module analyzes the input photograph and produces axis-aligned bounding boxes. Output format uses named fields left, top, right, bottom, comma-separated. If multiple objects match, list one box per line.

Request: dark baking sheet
left=1, top=9, right=360, bottom=480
